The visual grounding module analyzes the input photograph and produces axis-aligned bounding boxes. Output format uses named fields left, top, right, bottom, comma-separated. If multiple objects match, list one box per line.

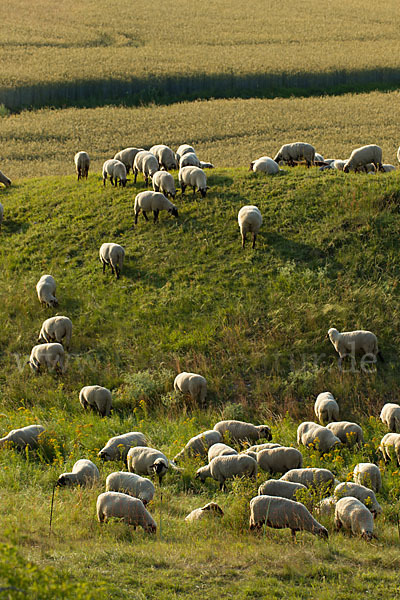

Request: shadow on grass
left=265, top=231, right=343, bottom=271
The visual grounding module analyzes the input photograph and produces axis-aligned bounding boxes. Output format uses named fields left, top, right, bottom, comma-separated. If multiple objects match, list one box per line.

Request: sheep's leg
left=102, top=261, right=106, bottom=274
left=291, top=529, right=296, bottom=541
left=153, top=209, right=159, bottom=223
left=103, top=175, right=106, bottom=186
left=134, top=168, right=138, bottom=183
left=252, top=233, right=256, bottom=249
left=111, top=265, right=115, bottom=275
left=134, top=209, right=140, bottom=225
left=181, top=184, right=186, bottom=195
left=110, top=177, right=114, bottom=186
left=242, top=233, right=246, bottom=249
left=142, top=211, right=149, bottom=222
left=154, top=184, right=159, bottom=192
left=145, top=174, right=149, bottom=187
left=115, top=266, right=120, bottom=280
left=192, top=186, right=196, bottom=197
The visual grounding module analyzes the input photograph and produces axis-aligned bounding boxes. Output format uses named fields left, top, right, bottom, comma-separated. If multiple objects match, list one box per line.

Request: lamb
left=208, top=443, right=238, bottom=462
left=38, top=316, right=72, bottom=349
left=173, top=372, right=207, bottom=405
left=0, top=169, right=11, bottom=187
left=105, top=472, right=155, bottom=505
left=179, top=152, right=201, bottom=168
left=378, top=432, right=400, bottom=464
left=257, top=479, right=306, bottom=500
left=334, top=482, right=382, bottom=517
left=74, top=151, right=90, bottom=180
left=343, top=145, right=384, bottom=173
left=28, top=343, right=65, bottom=374
left=79, top=385, right=112, bottom=417
left=380, top=403, right=400, bottom=432
left=102, top=159, right=127, bottom=187
left=280, top=468, right=335, bottom=490
left=173, top=430, right=222, bottom=462
left=179, top=166, right=208, bottom=197
left=214, top=420, right=271, bottom=445
left=134, top=191, right=178, bottom=224
left=326, top=421, right=364, bottom=446
left=314, top=392, right=339, bottom=425
left=296, top=422, right=341, bottom=453
left=36, top=274, right=58, bottom=308
left=99, top=243, right=125, bottom=279
left=0, top=424, right=45, bottom=450
left=96, top=492, right=156, bottom=533
left=127, top=446, right=170, bottom=484
left=249, top=495, right=328, bottom=539
left=353, top=463, right=382, bottom=493
left=149, top=145, right=177, bottom=170
left=98, top=432, right=148, bottom=461
left=250, top=157, right=280, bottom=175
left=273, top=142, right=315, bottom=167
left=113, top=148, right=143, bottom=173
left=238, top=205, right=262, bottom=249
left=152, top=171, right=176, bottom=199
left=334, top=497, right=375, bottom=539
left=185, top=502, right=224, bottom=522
left=133, top=151, right=159, bottom=186
left=199, top=161, right=215, bottom=169
left=57, top=459, right=100, bottom=487
left=175, top=144, right=195, bottom=164
left=327, top=327, right=383, bottom=366
left=195, top=454, right=257, bottom=490
left=255, top=447, right=303, bottom=474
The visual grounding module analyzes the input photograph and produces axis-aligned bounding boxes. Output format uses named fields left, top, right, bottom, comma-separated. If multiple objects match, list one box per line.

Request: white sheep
left=185, top=502, right=224, bottom=522
left=149, top=145, right=177, bottom=170
left=74, top=151, right=90, bottom=181
left=273, top=142, right=315, bottom=167
left=102, top=159, right=127, bottom=187
left=237, top=205, right=262, bottom=249
left=133, top=151, right=159, bottom=186
left=79, top=385, right=112, bottom=417
left=99, top=243, right=125, bottom=279
left=195, top=454, right=257, bottom=490
left=113, top=148, right=143, bottom=173
left=343, top=145, right=384, bottom=173
left=199, top=161, right=215, bottom=169
left=127, top=446, right=170, bottom=484
left=174, top=372, right=207, bottom=405
left=378, top=432, right=400, bottom=464
left=382, top=164, right=396, bottom=172
left=314, top=153, right=324, bottom=163
left=250, top=157, right=279, bottom=175
left=176, top=144, right=195, bottom=164
left=105, top=471, right=155, bottom=505
left=173, top=430, right=222, bottom=462
left=249, top=495, right=328, bottom=539
left=98, top=432, right=148, bottom=461
left=257, top=479, right=306, bottom=500
left=326, top=421, right=364, bottom=446
left=0, top=424, right=45, bottom=450
left=380, top=403, right=400, bottom=432
left=334, top=482, right=382, bottom=517
left=134, top=191, right=178, bottom=224
left=208, top=443, right=238, bottom=462
left=57, top=459, right=100, bottom=487
left=353, top=463, right=382, bottom=493
left=36, top=274, right=58, bottom=308
left=179, top=152, right=201, bottom=168
left=0, top=169, right=11, bottom=187
left=214, top=420, right=271, bottom=444
left=179, top=166, right=208, bottom=197
left=327, top=327, right=383, bottom=366
left=296, top=422, right=341, bottom=453
left=315, top=496, right=337, bottom=517
left=247, top=443, right=282, bottom=452
left=38, top=316, right=72, bottom=349
left=96, top=492, right=156, bottom=533
left=28, top=343, right=65, bottom=374
left=334, top=497, right=375, bottom=539
left=152, top=171, right=176, bottom=199
left=314, top=392, right=339, bottom=425
left=280, top=467, right=335, bottom=490
left=256, top=446, right=303, bottom=474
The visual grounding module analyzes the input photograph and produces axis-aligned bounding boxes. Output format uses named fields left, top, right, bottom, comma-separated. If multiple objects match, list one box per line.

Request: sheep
left=176, top=144, right=195, bottom=164
left=314, top=392, right=339, bottom=425
left=378, top=432, right=400, bottom=464
left=255, top=446, right=303, bottom=474
left=249, top=495, right=328, bottom=540
left=173, top=430, right=222, bottom=462
left=96, top=492, right=156, bottom=533
left=102, top=159, right=127, bottom=187
left=179, top=152, right=201, bottom=169
left=36, top=274, right=58, bottom=308
left=79, top=385, right=112, bottom=417
left=314, top=153, right=324, bottom=163
left=208, top=443, right=238, bottom=462
left=334, top=497, right=375, bottom=539
left=0, top=424, right=45, bottom=450
left=199, top=161, right=215, bottom=169
left=99, top=243, right=125, bottom=279
left=382, top=164, right=396, bottom=172
left=214, top=420, right=271, bottom=445
left=247, top=443, right=282, bottom=452
left=127, top=446, right=170, bottom=484
left=250, top=157, right=280, bottom=175
left=280, top=468, right=335, bottom=490
left=113, top=148, right=143, bottom=173
left=152, top=171, right=176, bottom=199
left=195, top=454, right=257, bottom=490
left=134, top=191, right=178, bottom=224
left=332, top=159, right=347, bottom=171
left=380, top=403, right=400, bottom=432
left=105, top=472, right=155, bottom=505
left=179, top=166, right=208, bottom=197
left=238, top=205, right=262, bottom=249
left=326, top=421, right=364, bottom=446
left=343, top=145, right=384, bottom=173
left=28, top=343, right=65, bottom=374
left=315, top=496, right=337, bottom=517
left=0, top=169, right=11, bottom=187
left=185, top=502, right=224, bottom=522
left=257, top=479, right=306, bottom=500
left=37, top=316, right=72, bottom=349
left=327, top=327, right=383, bottom=366
left=149, top=145, right=177, bottom=171
left=353, top=463, right=382, bottom=493
left=174, top=372, right=207, bottom=406
left=74, top=151, right=90, bottom=181
left=98, top=432, right=148, bottom=462
left=334, top=482, right=382, bottom=517
left=57, top=459, right=100, bottom=487
left=133, top=151, right=159, bottom=185
left=273, top=142, right=315, bottom=167
left=296, top=422, right=341, bottom=454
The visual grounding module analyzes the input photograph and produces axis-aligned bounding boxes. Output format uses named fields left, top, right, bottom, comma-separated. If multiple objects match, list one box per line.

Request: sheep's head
left=145, top=522, right=157, bottom=534
left=151, top=459, right=168, bottom=476
left=120, top=179, right=127, bottom=188
left=199, top=186, right=209, bottom=198
left=327, top=328, right=339, bottom=342
left=169, top=206, right=179, bottom=218
left=258, top=426, right=272, bottom=441
left=318, top=526, right=329, bottom=539
left=98, top=449, right=111, bottom=461
left=202, top=502, right=224, bottom=516
left=56, top=473, right=71, bottom=487
left=343, top=164, right=350, bottom=173
left=195, top=466, right=209, bottom=482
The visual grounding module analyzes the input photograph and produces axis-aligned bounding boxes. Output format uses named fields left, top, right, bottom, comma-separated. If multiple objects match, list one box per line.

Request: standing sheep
left=98, top=432, right=148, bottom=462
left=214, top=420, right=271, bottom=444
left=174, top=372, right=207, bottom=406
left=179, top=166, right=208, bottom=198
left=314, top=392, right=339, bottom=425
left=334, top=482, right=382, bottom=517
left=378, top=432, right=400, bottom=464
left=255, top=446, right=303, bottom=474
left=273, top=142, right=315, bottom=167
left=38, top=316, right=72, bottom=349
left=208, top=443, right=238, bottom=462
left=0, top=424, right=45, bottom=450
left=326, top=421, right=364, bottom=446
left=79, top=385, right=112, bottom=417
left=134, top=191, right=178, bottom=224
left=334, top=497, right=375, bottom=539
left=297, top=422, right=341, bottom=453
left=179, top=152, right=201, bottom=168
left=152, top=171, right=176, bottom=199
left=105, top=472, right=155, bottom=505
left=173, top=430, right=222, bottom=462
left=99, top=243, right=125, bottom=279
left=185, top=502, right=224, bottom=522
left=57, top=459, right=100, bottom=487
left=96, top=492, right=156, bottom=532
left=175, top=144, right=195, bottom=164
left=238, top=205, right=262, bottom=249
left=74, top=151, right=90, bottom=181
left=28, top=343, right=65, bottom=374
left=280, top=468, right=335, bottom=490
left=380, top=403, right=400, bottom=432
left=149, top=145, right=177, bottom=171
left=114, top=148, right=143, bottom=173
left=36, top=275, right=58, bottom=308
left=133, top=151, right=159, bottom=186
left=127, top=446, right=170, bottom=484
left=195, top=454, right=257, bottom=490
left=257, top=479, right=306, bottom=500
left=353, top=463, right=382, bottom=493
left=327, top=327, right=383, bottom=366
left=247, top=443, right=282, bottom=452
left=250, top=157, right=280, bottom=175
left=102, top=159, right=127, bottom=187
left=343, top=145, right=384, bottom=173
left=0, top=170, right=11, bottom=187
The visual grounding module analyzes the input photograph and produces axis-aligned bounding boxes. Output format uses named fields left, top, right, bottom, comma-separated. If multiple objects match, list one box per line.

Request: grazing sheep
left=106, top=472, right=155, bottom=505
left=335, top=497, right=374, bottom=539
left=343, top=145, right=384, bottom=173
left=326, top=421, right=364, bottom=446
left=74, top=151, right=90, bottom=180
left=149, top=145, right=177, bottom=171
left=334, top=482, right=382, bottom=517
left=0, top=169, right=11, bottom=187
left=127, top=446, right=170, bottom=484
left=314, top=153, right=324, bottom=162
left=179, top=166, right=208, bottom=197
left=280, top=468, right=335, bottom=490
left=114, top=148, right=143, bottom=173
left=256, top=446, right=303, bottom=474
left=238, top=205, right=262, bottom=249
left=327, top=327, right=383, bottom=366
left=250, top=157, right=280, bottom=175
left=79, top=385, right=112, bottom=417
left=134, top=191, right=178, bottom=224
left=247, top=443, right=282, bottom=452
left=179, top=152, right=201, bottom=168
left=195, top=454, right=257, bottom=490
left=380, top=403, right=400, bottom=432
left=257, top=479, right=306, bottom=500
left=315, top=496, right=337, bottom=516
left=99, top=243, right=125, bottom=279
left=133, top=151, right=159, bottom=186
left=176, top=144, right=195, bottom=164
left=36, top=274, right=58, bottom=308
left=102, top=159, right=127, bottom=187
left=297, top=422, right=341, bottom=453
left=314, top=392, right=339, bottom=425
left=98, top=432, right=147, bottom=462
left=152, top=171, right=176, bottom=199
left=208, top=443, right=238, bottom=462
left=332, top=159, right=347, bottom=171
left=199, top=161, right=215, bottom=169
left=173, top=430, right=222, bottom=462
left=57, top=459, right=100, bottom=487
left=378, top=432, right=400, bottom=464
left=273, top=142, right=315, bottom=167
left=382, top=164, right=396, bottom=172
left=249, top=495, right=328, bottom=539
left=353, top=463, right=382, bottom=493
left=96, top=492, right=156, bottom=532
left=174, top=372, right=207, bottom=405
left=38, top=316, right=72, bottom=349
left=0, top=424, right=45, bottom=450
left=185, top=502, right=224, bottom=522
left=28, top=343, right=65, bottom=374
left=214, top=420, right=271, bottom=445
